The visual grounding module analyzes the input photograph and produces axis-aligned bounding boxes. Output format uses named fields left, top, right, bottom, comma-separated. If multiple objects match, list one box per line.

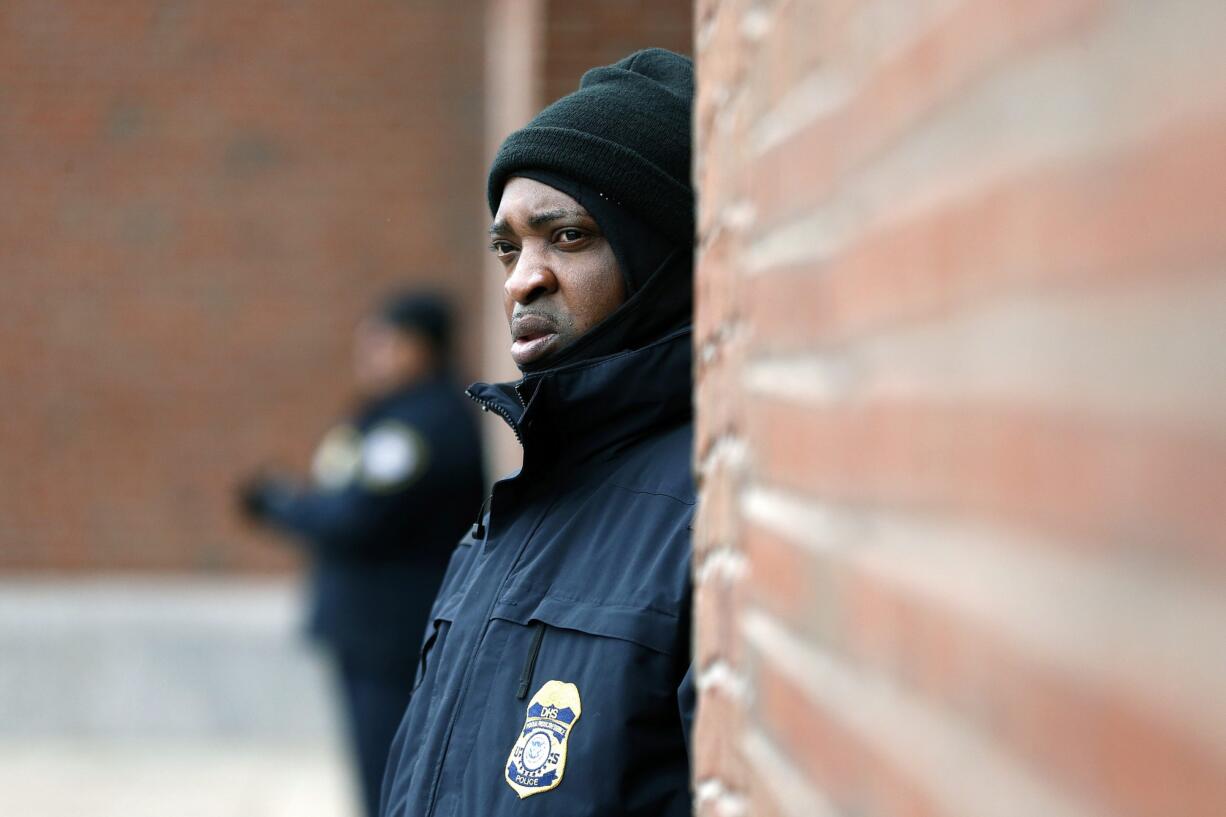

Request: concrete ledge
left=0, top=738, right=354, bottom=817
left=0, top=577, right=340, bottom=740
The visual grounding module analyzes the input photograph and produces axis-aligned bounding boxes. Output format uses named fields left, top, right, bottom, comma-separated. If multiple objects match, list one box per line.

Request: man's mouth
left=510, top=315, right=560, bottom=366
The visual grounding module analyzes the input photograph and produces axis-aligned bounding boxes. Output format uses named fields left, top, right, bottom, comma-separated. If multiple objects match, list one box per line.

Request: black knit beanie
left=487, top=48, right=694, bottom=245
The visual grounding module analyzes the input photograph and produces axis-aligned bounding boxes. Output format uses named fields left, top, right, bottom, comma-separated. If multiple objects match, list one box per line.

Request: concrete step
left=0, top=577, right=360, bottom=816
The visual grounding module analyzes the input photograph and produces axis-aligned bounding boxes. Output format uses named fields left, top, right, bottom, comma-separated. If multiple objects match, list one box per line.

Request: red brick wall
left=693, top=2, right=1226, bottom=816
left=0, top=1, right=485, bottom=572
left=479, top=0, right=693, bottom=479
left=540, top=0, right=693, bottom=105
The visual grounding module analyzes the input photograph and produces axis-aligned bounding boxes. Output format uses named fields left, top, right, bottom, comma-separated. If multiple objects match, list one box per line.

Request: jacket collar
left=467, top=328, right=692, bottom=470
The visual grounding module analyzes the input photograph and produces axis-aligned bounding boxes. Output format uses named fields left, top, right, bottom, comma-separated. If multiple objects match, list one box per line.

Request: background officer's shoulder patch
left=359, top=421, right=427, bottom=491
left=311, top=424, right=362, bottom=489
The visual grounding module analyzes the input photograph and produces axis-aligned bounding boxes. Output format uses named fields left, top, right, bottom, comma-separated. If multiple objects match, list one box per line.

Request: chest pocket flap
left=493, top=583, right=679, bottom=656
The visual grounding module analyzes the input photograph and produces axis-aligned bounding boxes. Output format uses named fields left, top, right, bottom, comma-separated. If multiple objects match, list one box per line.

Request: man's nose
left=505, top=244, right=558, bottom=304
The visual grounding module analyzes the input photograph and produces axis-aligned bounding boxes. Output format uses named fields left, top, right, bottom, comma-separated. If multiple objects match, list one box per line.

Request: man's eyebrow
left=488, top=208, right=589, bottom=237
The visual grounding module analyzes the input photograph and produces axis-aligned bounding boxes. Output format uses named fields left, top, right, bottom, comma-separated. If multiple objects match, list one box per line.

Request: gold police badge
left=504, top=680, right=582, bottom=799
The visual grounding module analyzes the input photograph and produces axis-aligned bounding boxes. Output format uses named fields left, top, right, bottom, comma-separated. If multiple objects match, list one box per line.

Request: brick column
left=693, top=2, right=1226, bottom=816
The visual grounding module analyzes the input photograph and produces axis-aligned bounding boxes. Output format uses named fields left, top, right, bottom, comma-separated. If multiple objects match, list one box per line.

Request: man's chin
left=510, top=332, right=562, bottom=367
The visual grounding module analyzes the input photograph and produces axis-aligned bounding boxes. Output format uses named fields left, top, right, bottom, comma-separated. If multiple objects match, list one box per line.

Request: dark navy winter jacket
left=380, top=328, right=695, bottom=816
left=259, top=373, right=485, bottom=674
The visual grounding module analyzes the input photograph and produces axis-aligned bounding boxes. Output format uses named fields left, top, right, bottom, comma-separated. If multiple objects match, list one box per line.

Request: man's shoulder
left=607, top=421, right=695, bottom=506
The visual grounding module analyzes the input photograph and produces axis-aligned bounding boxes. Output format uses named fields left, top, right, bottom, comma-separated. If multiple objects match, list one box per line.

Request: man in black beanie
left=381, top=49, right=695, bottom=817
left=239, top=291, right=485, bottom=817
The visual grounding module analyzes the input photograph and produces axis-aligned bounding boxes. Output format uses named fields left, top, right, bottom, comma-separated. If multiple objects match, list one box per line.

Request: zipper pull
left=471, top=492, right=493, bottom=539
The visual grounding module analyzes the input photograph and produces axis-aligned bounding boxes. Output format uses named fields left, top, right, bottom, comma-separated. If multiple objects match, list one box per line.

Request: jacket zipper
left=466, top=386, right=528, bottom=542
left=516, top=622, right=546, bottom=700
left=465, top=387, right=524, bottom=446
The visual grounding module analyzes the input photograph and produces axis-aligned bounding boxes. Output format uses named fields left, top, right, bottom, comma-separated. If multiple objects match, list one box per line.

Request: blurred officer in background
left=239, top=291, right=484, bottom=817
left=381, top=49, right=696, bottom=817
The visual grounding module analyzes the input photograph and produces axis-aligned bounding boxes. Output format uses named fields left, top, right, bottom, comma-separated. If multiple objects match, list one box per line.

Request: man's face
left=352, top=318, right=432, bottom=397
left=489, top=177, right=626, bottom=367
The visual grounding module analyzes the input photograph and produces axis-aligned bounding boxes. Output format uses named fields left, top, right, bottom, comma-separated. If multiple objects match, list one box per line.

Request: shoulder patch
left=311, top=424, right=362, bottom=489
left=504, top=680, right=582, bottom=799
left=359, top=421, right=426, bottom=491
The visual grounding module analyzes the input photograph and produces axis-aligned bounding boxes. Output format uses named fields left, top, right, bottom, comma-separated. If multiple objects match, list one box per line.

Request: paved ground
left=0, top=739, right=354, bottom=817
left=0, top=577, right=362, bottom=817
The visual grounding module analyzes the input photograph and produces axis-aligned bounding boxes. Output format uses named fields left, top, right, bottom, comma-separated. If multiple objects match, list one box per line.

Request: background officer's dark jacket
left=260, top=372, right=485, bottom=673
left=381, top=329, right=694, bottom=817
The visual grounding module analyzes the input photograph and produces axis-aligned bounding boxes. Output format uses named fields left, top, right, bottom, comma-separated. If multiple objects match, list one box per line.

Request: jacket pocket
left=412, top=582, right=464, bottom=693
left=412, top=615, right=452, bottom=693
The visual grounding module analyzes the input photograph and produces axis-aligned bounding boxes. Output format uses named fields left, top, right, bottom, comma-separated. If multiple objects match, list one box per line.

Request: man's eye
left=555, top=228, right=586, bottom=244
left=490, top=240, right=518, bottom=256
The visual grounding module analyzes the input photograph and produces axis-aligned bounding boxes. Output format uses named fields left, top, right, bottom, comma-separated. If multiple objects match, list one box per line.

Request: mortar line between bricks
left=737, top=275, right=1226, bottom=431
left=740, top=486, right=1226, bottom=753
left=742, top=2, right=1226, bottom=277
left=749, top=0, right=966, bottom=156
left=693, top=778, right=747, bottom=817
left=695, top=658, right=747, bottom=701
left=741, top=727, right=841, bottom=817
left=742, top=608, right=1106, bottom=817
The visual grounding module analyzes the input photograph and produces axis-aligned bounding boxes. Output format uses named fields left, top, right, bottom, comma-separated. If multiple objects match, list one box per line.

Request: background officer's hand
left=236, top=473, right=271, bottom=521
left=236, top=472, right=289, bottom=522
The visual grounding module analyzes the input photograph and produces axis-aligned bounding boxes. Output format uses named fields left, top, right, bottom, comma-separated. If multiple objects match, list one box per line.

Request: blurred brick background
left=0, top=0, right=485, bottom=572
left=691, top=1, right=1226, bottom=816
left=0, top=0, right=692, bottom=572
